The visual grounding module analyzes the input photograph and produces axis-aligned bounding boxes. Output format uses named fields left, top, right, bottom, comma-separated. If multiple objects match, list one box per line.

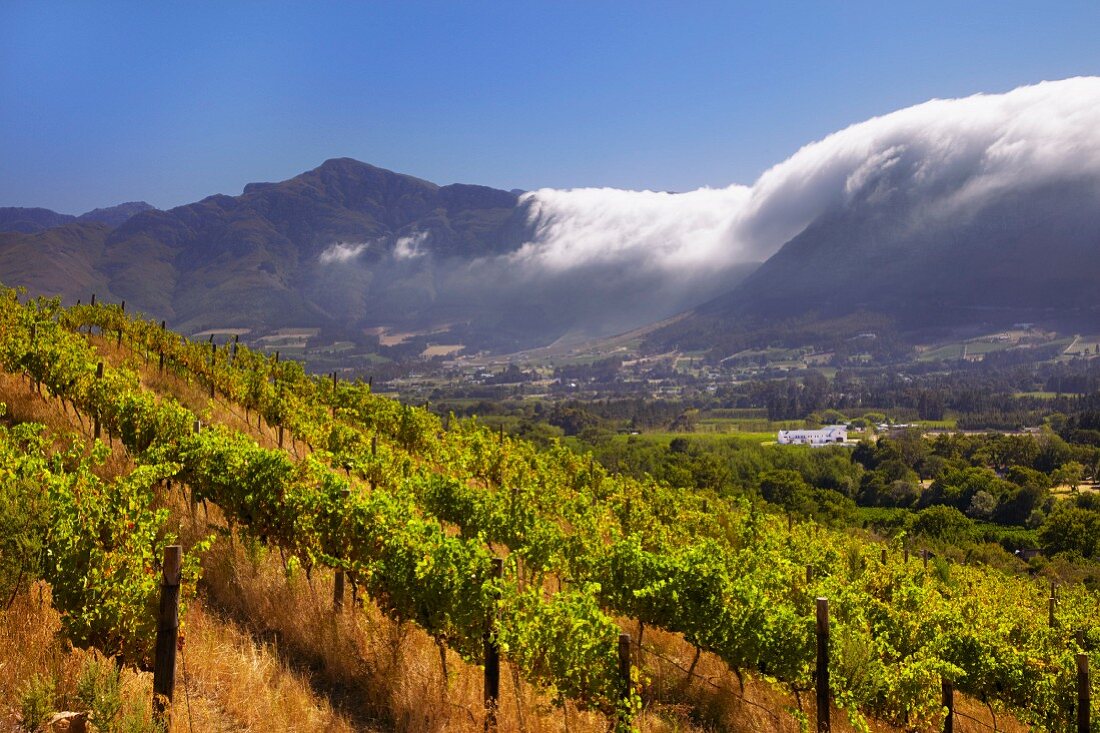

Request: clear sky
left=2, top=1, right=1100, bottom=213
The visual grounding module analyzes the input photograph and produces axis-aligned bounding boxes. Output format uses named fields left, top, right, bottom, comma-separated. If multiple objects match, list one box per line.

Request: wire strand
left=181, top=642, right=195, bottom=733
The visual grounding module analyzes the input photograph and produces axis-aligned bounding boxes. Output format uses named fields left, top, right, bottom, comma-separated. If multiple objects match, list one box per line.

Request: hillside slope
left=646, top=175, right=1100, bottom=357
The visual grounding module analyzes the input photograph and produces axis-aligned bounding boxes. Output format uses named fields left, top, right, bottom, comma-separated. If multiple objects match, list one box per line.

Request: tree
left=995, top=482, right=1050, bottom=526
left=916, top=390, right=946, bottom=420
left=547, top=404, right=600, bottom=436
left=910, top=505, right=973, bottom=543
left=802, top=371, right=829, bottom=414
left=1052, top=461, right=1085, bottom=491
left=1039, top=504, right=1100, bottom=557
left=758, top=469, right=813, bottom=518
left=916, top=454, right=950, bottom=481
left=668, top=409, right=699, bottom=433
left=887, top=479, right=920, bottom=508
left=1005, top=465, right=1051, bottom=492
left=880, top=429, right=930, bottom=470
left=966, top=490, right=997, bottom=520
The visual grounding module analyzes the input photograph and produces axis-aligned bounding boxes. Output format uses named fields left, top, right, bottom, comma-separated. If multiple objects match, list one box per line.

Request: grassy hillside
left=3, top=290, right=1093, bottom=731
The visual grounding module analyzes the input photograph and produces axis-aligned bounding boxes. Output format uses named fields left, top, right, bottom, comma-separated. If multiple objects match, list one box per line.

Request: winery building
left=776, top=426, right=848, bottom=446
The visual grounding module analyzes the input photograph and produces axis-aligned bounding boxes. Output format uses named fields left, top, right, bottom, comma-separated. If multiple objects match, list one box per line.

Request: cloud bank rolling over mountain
left=6, top=78, right=1100, bottom=353
left=493, top=76, right=1100, bottom=329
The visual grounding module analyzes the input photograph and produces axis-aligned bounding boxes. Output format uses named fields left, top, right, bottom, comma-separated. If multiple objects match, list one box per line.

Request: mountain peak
left=77, top=201, right=156, bottom=228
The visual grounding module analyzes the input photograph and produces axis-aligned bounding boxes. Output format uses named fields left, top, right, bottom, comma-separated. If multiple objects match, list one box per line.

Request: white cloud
left=511, top=185, right=752, bottom=272
left=319, top=241, right=369, bottom=264
left=394, top=231, right=429, bottom=260
left=505, top=77, right=1100, bottom=286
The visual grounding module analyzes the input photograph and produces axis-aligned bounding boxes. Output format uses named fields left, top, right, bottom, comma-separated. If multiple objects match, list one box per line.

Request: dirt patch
left=422, top=344, right=464, bottom=358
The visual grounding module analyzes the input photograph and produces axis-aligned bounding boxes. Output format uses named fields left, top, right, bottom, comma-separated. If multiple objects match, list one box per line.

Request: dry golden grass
left=0, top=583, right=375, bottom=733
left=0, top=583, right=68, bottom=724
left=172, top=603, right=361, bottom=732
left=0, top=372, right=84, bottom=440
left=189, top=514, right=615, bottom=733
left=0, top=584, right=154, bottom=732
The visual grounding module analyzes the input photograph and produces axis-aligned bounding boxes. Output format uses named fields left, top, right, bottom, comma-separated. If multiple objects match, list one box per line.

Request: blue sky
left=2, top=1, right=1099, bottom=213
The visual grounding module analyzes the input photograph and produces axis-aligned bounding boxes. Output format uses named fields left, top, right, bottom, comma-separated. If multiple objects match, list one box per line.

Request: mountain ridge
left=0, top=202, right=155, bottom=234
left=0, top=159, right=541, bottom=346
left=643, top=176, right=1100, bottom=357
left=6, top=147, right=1100, bottom=362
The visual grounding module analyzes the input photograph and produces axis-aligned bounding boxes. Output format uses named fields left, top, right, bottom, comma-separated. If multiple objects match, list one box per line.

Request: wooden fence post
left=618, top=633, right=633, bottom=718
left=881, top=547, right=887, bottom=565
left=93, top=362, right=103, bottom=439
left=152, top=545, right=182, bottom=726
left=1049, top=595, right=1057, bottom=628
left=942, top=679, right=954, bottom=733
left=333, top=566, right=345, bottom=612
left=90, top=293, right=96, bottom=306
left=816, top=597, right=830, bottom=732
left=1079, top=652, right=1090, bottom=733
left=484, top=558, right=503, bottom=730
left=923, top=549, right=929, bottom=570
left=352, top=572, right=361, bottom=608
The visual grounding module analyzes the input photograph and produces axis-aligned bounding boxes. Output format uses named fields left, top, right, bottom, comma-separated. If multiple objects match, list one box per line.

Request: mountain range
left=3, top=154, right=1100, bottom=359
left=649, top=177, right=1100, bottom=357
left=4, top=80, right=1100, bottom=361
left=0, top=160, right=546, bottom=347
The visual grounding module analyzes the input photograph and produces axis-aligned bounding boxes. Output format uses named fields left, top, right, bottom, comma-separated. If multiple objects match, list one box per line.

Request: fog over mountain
left=402, top=75, right=1100, bottom=340
left=3, top=78, right=1100, bottom=353
left=512, top=77, right=1100, bottom=297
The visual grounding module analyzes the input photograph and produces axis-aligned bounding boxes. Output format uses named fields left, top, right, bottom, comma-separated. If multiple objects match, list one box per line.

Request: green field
left=918, top=339, right=1015, bottom=361
left=603, top=430, right=776, bottom=446
left=915, top=418, right=958, bottom=429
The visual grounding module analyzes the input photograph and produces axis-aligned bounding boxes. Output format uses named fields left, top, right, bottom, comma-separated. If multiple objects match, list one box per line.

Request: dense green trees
left=1039, top=503, right=1100, bottom=558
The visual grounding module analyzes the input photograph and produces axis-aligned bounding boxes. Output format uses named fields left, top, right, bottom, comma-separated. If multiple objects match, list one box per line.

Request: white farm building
left=777, top=425, right=848, bottom=446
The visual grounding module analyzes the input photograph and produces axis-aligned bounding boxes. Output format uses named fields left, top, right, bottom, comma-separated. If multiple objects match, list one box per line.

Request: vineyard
left=0, top=287, right=1098, bottom=732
